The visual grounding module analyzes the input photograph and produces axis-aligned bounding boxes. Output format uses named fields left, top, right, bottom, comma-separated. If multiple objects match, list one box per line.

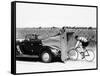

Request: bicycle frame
left=76, top=47, right=90, bottom=58
left=84, top=49, right=90, bottom=56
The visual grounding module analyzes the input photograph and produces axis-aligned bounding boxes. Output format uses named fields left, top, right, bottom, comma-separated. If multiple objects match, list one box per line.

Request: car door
left=21, top=40, right=33, bottom=55
left=31, top=40, right=42, bottom=55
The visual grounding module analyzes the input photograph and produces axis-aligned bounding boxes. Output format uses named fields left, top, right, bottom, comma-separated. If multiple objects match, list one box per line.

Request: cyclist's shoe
left=82, top=55, right=85, bottom=59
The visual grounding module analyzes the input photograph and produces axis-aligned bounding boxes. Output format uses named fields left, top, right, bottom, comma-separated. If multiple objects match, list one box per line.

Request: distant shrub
left=16, top=27, right=96, bottom=42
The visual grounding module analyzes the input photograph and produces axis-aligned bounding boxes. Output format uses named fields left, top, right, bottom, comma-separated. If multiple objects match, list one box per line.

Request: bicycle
left=67, top=47, right=95, bottom=62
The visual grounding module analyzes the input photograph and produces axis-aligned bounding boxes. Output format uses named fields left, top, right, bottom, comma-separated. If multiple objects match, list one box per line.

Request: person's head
left=75, top=35, right=78, bottom=40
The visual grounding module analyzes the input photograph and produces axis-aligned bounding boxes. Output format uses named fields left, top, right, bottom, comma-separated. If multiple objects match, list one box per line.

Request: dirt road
left=16, top=59, right=96, bottom=73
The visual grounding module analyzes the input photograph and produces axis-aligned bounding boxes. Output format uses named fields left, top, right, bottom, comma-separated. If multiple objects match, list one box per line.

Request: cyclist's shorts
left=82, top=42, right=89, bottom=48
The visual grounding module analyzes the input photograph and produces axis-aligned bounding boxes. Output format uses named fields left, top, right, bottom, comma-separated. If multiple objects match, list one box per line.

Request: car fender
left=42, top=45, right=61, bottom=57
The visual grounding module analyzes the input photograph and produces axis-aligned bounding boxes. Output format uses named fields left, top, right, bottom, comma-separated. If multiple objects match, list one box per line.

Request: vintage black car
left=16, top=34, right=61, bottom=63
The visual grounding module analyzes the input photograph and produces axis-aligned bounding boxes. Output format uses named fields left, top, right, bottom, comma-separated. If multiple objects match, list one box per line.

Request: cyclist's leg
left=80, top=46, right=86, bottom=59
left=81, top=41, right=89, bottom=59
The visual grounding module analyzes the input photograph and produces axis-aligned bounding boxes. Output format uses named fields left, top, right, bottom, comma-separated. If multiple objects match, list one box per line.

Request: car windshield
left=25, top=34, right=38, bottom=40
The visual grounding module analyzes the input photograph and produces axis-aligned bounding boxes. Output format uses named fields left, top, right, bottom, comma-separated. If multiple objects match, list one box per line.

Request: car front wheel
left=41, top=51, right=52, bottom=63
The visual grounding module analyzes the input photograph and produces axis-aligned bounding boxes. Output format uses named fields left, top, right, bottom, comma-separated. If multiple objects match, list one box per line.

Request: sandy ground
left=16, top=60, right=96, bottom=73
left=16, top=47, right=97, bottom=73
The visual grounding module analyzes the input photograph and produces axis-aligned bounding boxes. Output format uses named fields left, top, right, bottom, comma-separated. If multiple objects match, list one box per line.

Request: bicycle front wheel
left=68, top=49, right=78, bottom=61
left=84, top=49, right=95, bottom=62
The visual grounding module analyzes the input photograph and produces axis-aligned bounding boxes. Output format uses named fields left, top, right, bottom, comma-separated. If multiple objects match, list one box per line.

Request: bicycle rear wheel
left=84, top=49, right=95, bottom=62
left=68, top=49, right=78, bottom=61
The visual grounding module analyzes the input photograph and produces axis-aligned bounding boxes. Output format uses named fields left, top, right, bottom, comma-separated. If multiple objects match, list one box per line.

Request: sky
left=16, top=3, right=96, bottom=28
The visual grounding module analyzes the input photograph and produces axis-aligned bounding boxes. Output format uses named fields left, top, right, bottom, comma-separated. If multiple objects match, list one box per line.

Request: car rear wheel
left=41, top=51, right=52, bottom=63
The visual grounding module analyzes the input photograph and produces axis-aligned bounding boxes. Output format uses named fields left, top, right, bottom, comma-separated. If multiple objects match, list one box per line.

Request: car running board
left=16, top=54, right=39, bottom=58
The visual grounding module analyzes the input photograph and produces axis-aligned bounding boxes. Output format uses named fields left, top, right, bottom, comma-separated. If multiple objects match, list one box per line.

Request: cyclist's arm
left=75, top=41, right=80, bottom=48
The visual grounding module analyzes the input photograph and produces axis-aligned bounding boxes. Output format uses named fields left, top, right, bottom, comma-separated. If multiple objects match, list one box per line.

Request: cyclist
left=75, top=35, right=89, bottom=59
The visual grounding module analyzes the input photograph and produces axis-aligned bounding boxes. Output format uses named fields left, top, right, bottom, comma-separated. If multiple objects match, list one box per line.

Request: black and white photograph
left=11, top=1, right=98, bottom=74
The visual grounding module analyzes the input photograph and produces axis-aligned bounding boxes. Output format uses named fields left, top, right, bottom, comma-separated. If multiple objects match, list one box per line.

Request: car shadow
left=16, top=57, right=63, bottom=63
left=16, top=57, right=40, bottom=62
